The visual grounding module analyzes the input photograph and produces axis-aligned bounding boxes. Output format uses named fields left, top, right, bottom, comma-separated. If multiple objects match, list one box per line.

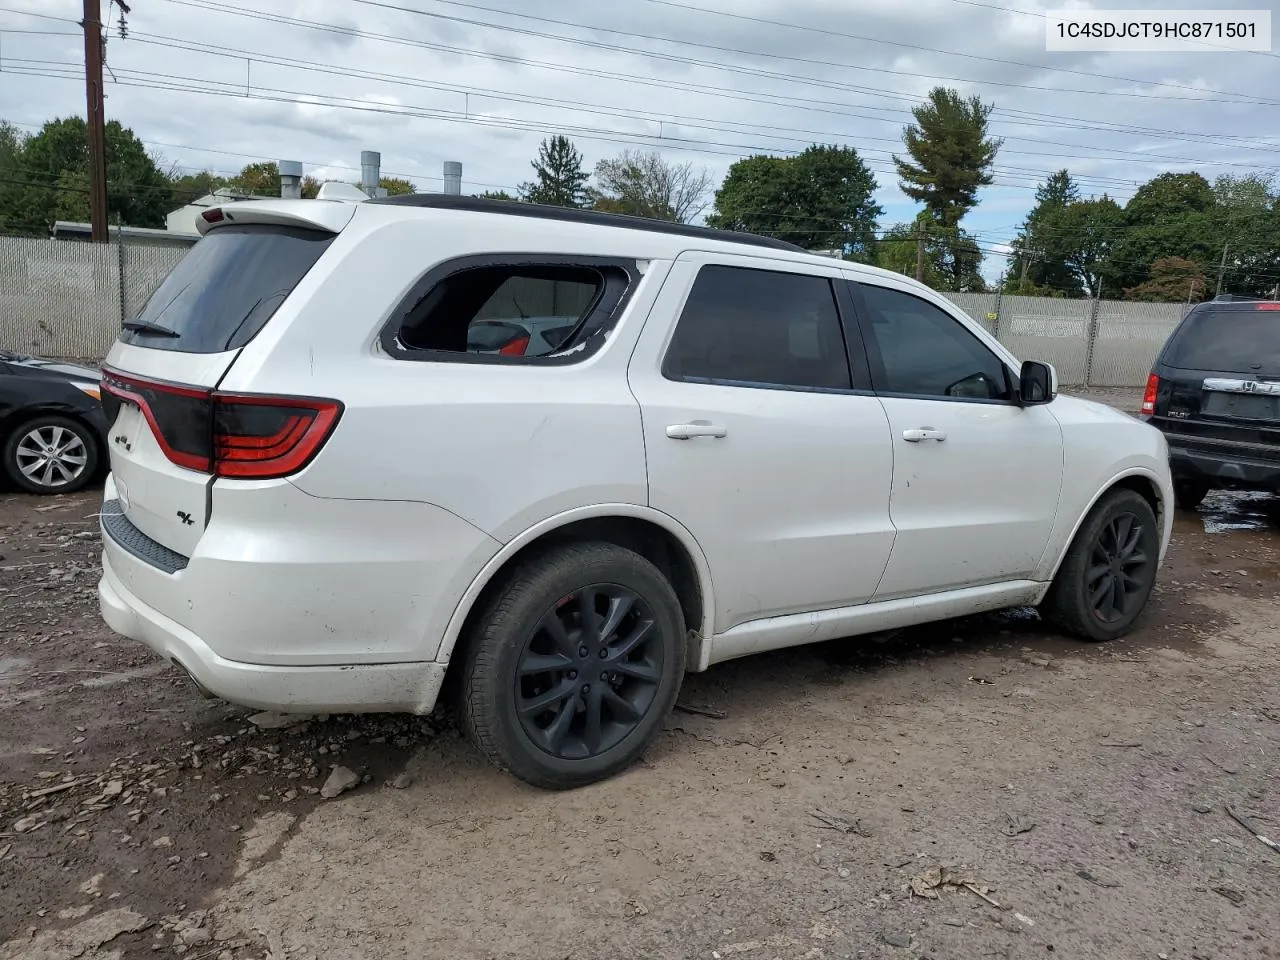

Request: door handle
left=902, top=428, right=946, bottom=442
left=667, top=421, right=728, bottom=440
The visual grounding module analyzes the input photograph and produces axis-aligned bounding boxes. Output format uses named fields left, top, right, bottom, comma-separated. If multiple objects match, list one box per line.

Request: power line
left=76, top=32, right=1270, bottom=184
left=129, top=33, right=1280, bottom=174
left=11, top=63, right=1169, bottom=197
left=93, top=0, right=1280, bottom=159
left=345, top=0, right=1280, bottom=107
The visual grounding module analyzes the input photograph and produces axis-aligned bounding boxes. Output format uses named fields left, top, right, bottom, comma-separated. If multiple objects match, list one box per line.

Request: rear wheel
left=2, top=415, right=99, bottom=495
left=459, top=542, right=686, bottom=789
left=1173, top=479, right=1210, bottom=511
left=1042, top=489, right=1159, bottom=642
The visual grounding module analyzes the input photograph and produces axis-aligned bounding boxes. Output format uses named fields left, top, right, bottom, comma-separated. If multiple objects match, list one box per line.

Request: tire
left=1042, top=488, right=1160, bottom=643
left=1173, top=479, right=1210, bottom=512
left=459, top=541, right=687, bottom=789
left=2, top=415, right=100, bottom=495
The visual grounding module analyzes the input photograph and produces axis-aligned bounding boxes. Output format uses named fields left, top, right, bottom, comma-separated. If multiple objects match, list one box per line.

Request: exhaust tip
left=171, top=659, right=216, bottom=699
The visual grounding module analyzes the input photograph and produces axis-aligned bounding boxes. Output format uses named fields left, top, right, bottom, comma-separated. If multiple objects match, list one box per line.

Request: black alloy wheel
left=460, top=541, right=686, bottom=789
left=515, top=585, right=663, bottom=760
left=1042, top=488, right=1160, bottom=642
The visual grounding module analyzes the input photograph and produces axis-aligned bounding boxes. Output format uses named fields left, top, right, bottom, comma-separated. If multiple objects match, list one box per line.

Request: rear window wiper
left=122, top=321, right=180, bottom=338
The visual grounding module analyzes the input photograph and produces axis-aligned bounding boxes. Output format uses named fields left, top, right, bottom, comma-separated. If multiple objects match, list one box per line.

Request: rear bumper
left=99, top=549, right=447, bottom=714
left=1167, top=442, right=1280, bottom=490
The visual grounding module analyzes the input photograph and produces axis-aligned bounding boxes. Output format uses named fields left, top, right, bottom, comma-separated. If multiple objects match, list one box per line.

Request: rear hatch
left=101, top=203, right=349, bottom=558
left=1148, top=299, right=1280, bottom=460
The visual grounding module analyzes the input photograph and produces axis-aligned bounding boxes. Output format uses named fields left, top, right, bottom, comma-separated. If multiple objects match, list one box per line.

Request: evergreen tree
left=519, top=136, right=589, bottom=208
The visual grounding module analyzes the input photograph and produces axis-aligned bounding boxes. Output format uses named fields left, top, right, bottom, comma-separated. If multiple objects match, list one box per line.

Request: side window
left=663, top=265, right=852, bottom=391
left=391, top=263, right=619, bottom=359
left=858, top=284, right=1011, bottom=401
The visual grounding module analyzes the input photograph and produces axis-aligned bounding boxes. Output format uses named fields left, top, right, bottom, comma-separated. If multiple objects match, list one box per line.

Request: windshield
left=1164, top=306, right=1280, bottom=374
left=121, top=224, right=334, bottom=354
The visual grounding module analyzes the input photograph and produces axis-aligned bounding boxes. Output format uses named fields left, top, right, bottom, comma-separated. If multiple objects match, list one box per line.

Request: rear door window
left=1163, top=305, right=1280, bottom=373
left=121, top=225, right=334, bottom=354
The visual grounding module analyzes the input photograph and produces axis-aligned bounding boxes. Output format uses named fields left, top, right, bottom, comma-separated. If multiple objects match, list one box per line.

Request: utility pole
left=82, top=0, right=110, bottom=242
left=1215, top=239, right=1230, bottom=297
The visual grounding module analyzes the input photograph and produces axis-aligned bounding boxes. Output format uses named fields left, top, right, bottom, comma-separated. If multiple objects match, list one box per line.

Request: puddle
left=1199, top=490, right=1280, bottom=534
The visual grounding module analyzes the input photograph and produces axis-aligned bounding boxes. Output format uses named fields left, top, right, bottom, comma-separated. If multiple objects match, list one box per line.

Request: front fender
left=1035, top=463, right=1173, bottom=582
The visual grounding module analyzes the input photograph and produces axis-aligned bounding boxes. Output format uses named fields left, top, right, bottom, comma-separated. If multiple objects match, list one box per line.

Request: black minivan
left=1141, top=295, right=1280, bottom=510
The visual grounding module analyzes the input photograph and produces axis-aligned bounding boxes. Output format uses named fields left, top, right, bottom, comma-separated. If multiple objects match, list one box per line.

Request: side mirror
left=1018, top=360, right=1057, bottom=406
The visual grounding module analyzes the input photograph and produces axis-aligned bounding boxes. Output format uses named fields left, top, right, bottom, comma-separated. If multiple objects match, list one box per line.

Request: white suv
left=97, top=196, right=1173, bottom=788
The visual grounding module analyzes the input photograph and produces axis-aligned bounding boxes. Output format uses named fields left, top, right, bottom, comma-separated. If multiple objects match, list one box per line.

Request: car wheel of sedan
left=1042, top=488, right=1159, bottom=642
left=460, top=542, right=686, bottom=789
left=2, top=415, right=99, bottom=495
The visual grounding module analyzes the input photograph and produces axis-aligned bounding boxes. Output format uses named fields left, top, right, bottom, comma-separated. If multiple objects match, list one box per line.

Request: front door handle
left=903, top=427, right=946, bottom=442
left=667, top=421, right=728, bottom=440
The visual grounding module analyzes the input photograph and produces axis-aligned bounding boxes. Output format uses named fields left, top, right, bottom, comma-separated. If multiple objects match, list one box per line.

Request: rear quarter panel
left=219, top=213, right=673, bottom=543
left=1035, top=396, right=1174, bottom=580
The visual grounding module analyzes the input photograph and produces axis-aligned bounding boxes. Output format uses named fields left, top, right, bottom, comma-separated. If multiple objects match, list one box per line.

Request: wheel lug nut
left=599, top=649, right=608, bottom=659
left=582, top=684, right=591, bottom=693
left=600, top=671, right=608, bottom=681
left=568, top=670, right=578, bottom=680
left=579, top=646, right=589, bottom=658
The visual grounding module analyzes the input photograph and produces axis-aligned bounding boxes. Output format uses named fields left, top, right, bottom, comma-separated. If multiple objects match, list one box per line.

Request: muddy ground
left=1, top=480, right=1278, bottom=960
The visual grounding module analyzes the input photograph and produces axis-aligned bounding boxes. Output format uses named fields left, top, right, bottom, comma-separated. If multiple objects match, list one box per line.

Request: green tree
left=12, top=117, right=172, bottom=231
left=301, top=176, right=320, bottom=199
left=706, top=144, right=882, bottom=258
left=168, top=169, right=226, bottom=208
left=588, top=150, right=712, bottom=223
left=0, top=121, right=30, bottom=232
left=894, top=87, right=1002, bottom=228
left=228, top=161, right=280, bottom=196
left=379, top=176, right=414, bottom=196
left=1210, top=173, right=1280, bottom=297
left=1038, top=196, right=1125, bottom=297
left=876, top=213, right=985, bottom=292
left=1006, top=170, right=1080, bottom=293
left=475, top=189, right=516, bottom=201
left=519, top=135, right=589, bottom=207
left=1123, top=257, right=1209, bottom=303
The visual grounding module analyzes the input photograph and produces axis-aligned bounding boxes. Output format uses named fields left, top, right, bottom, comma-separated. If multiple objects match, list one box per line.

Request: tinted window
left=859, top=284, right=1010, bottom=401
left=122, top=225, right=334, bottom=353
left=664, top=266, right=851, bottom=390
left=1163, top=305, right=1280, bottom=374
left=396, top=265, right=602, bottom=357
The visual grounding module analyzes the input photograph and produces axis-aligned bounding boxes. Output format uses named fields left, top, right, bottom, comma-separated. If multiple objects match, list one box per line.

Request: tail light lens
left=1141, top=373, right=1159, bottom=417
left=101, top=370, right=342, bottom=480
left=498, top=335, right=531, bottom=356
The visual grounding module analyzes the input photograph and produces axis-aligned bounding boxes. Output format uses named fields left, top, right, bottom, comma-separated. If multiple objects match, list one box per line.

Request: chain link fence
left=0, top=235, right=1192, bottom=387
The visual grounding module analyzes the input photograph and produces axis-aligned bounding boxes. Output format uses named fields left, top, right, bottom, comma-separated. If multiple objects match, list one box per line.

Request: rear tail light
left=498, top=335, right=531, bottom=356
left=1257, top=303, right=1280, bottom=311
left=1141, top=373, right=1160, bottom=416
left=101, top=370, right=341, bottom=480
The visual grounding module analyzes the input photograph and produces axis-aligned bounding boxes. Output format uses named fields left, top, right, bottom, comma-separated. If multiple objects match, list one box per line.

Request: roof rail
left=367, top=194, right=806, bottom=253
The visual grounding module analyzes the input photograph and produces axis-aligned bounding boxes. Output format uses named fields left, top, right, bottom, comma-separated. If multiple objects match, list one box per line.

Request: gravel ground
left=1, top=483, right=1277, bottom=960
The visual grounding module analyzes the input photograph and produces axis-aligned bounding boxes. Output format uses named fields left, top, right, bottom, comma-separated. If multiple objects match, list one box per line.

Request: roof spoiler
left=195, top=198, right=359, bottom=237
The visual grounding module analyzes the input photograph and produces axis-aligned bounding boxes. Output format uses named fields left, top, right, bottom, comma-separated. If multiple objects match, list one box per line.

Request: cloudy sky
left=2, top=0, right=1278, bottom=279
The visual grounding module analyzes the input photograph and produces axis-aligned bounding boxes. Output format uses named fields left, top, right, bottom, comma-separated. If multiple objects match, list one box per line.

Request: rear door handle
left=667, top=422, right=728, bottom=440
left=902, top=428, right=946, bottom=442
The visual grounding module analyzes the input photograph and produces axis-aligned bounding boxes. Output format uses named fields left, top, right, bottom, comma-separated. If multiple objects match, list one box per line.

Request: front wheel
left=2, top=415, right=99, bottom=495
left=459, top=542, right=686, bottom=789
left=1042, top=489, right=1160, bottom=642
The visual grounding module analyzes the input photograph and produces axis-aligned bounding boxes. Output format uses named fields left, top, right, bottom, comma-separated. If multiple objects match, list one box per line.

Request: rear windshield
left=1163, top=306, right=1280, bottom=374
left=121, top=225, right=334, bottom=353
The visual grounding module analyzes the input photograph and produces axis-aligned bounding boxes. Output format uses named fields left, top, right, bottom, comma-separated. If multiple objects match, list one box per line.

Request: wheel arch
left=436, top=504, right=717, bottom=672
left=1041, top=467, right=1168, bottom=583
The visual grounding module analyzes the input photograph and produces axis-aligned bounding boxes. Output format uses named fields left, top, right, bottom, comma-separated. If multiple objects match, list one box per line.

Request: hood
left=4, top=353, right=102, bottom=382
